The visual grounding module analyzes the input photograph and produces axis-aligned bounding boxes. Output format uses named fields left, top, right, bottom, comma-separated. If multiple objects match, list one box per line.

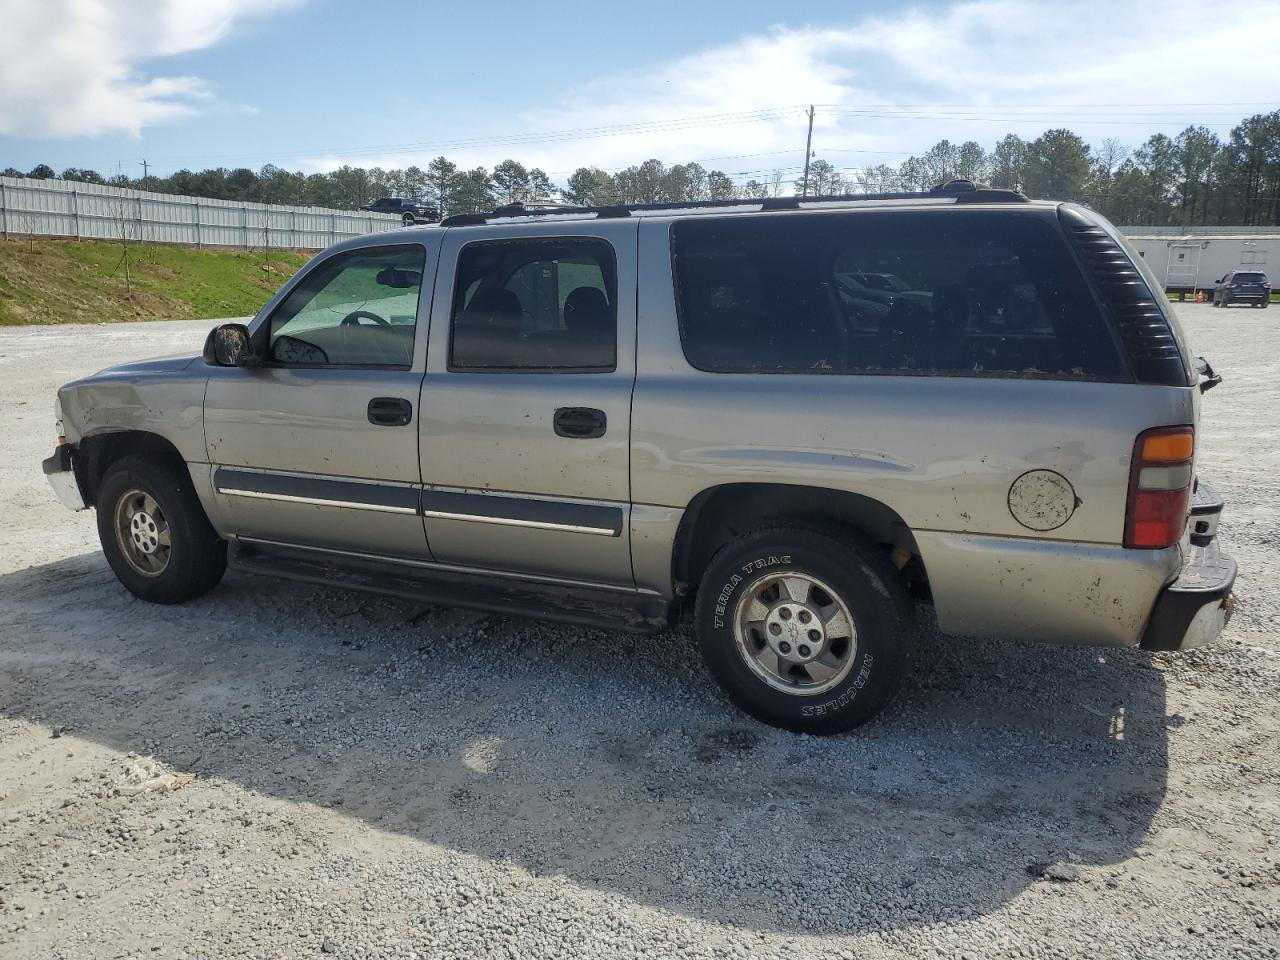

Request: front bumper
left=42, top=445, right=86, bottom=511
left=1140, top=537, right=1236, bottom=651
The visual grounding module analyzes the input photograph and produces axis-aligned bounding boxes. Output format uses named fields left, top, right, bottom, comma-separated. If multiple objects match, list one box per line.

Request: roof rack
left=438, top=179, right=1028, bottom=227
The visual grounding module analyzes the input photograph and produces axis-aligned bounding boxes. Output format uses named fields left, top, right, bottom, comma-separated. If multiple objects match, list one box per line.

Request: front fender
left=58, top=366, right=208, bottom=466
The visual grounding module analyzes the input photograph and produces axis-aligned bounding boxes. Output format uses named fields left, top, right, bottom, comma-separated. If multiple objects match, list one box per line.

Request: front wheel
left=693, top=527, right=911, bottom=734
left=96, top=455, right=227, bottom=604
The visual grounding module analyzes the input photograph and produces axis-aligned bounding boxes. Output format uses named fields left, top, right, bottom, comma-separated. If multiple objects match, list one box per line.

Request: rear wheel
left=96, top=455, right=226, bottom=604
left=401, top=212, right=416, bottom=226
left=693, top=527, right=911, bottom=734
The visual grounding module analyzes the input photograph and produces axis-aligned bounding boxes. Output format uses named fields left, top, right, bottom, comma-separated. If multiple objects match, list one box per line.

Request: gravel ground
left=1, top=303, right=1278, bottom=960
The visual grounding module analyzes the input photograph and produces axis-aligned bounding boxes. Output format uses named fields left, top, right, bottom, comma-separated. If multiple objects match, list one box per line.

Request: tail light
left=1124, top=426, right=1194, bottom=549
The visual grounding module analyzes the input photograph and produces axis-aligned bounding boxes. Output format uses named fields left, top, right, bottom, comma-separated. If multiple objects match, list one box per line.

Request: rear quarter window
left=671, top=210, right=1128, bottom=381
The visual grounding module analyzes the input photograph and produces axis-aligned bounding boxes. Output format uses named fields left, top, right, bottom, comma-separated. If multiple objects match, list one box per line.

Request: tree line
left=6, top=110, right=1279, bottom=225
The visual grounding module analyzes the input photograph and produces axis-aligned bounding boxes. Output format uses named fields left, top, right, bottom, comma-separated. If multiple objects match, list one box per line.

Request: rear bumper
left=42, top=445, right=87, bottom=511
left=914, top=530, right=1179, bottom=647
left=1190, top=479, right=1223, bottom=545
left=1140, top=538, right=1236, bottom=651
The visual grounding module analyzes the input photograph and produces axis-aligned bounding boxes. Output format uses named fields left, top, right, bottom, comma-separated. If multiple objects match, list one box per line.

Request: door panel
left=205, top=238, right=438, bottom=559
left=416, top=373, right=632, bottom=501
left=206, top=367, right=425, bottom=479
left=419, top=221, right=638, bottom=586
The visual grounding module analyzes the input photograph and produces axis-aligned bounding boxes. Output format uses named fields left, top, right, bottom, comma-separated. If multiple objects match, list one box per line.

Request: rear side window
left=450, top=238, right=616, bottom=371
left=671, top=211, right=1126, bottom=380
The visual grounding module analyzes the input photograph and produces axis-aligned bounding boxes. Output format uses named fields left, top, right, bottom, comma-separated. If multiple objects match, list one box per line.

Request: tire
left=96, top=455, right=227, bottom=604
left=401, top=212, right=416, bottom=226
left=1263, top=300, right=1270, bottom=309
left=693, top=527, right=911, bottom=734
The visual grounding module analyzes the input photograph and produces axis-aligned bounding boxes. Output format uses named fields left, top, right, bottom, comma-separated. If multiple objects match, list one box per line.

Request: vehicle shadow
left=0, top=552, right=1169, bottom=935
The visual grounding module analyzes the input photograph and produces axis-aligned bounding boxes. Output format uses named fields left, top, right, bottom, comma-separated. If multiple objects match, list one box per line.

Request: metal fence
left=0, top=175, right=401, bottom=250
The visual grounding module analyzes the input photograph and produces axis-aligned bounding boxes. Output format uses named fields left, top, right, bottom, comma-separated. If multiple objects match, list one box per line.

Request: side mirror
left=202, top=323, right=258, bottom=367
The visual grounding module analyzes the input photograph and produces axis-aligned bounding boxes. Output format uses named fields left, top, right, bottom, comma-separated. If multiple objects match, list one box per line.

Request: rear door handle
left=367, top=396, right=413, bottom=426
left=554, top=407, right=606, bottom=439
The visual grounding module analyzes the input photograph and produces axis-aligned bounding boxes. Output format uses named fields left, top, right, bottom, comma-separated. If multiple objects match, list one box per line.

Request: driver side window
left=268, top=244, right=425, bottom=368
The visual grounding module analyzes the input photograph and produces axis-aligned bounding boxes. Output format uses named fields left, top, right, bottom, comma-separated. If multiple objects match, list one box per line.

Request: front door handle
left=554, top=407, right=606, bottom=439
left=368, top=396, right=413, bottom=426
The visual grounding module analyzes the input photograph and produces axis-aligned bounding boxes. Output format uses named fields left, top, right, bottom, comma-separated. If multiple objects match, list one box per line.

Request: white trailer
left=1122, top=227, right=1278, bottom=298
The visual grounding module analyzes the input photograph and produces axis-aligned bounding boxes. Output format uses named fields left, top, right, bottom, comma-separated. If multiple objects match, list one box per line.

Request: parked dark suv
left=361, top=197, right=440, bottom=226
left=1213, top=270, right=1270, bottom=308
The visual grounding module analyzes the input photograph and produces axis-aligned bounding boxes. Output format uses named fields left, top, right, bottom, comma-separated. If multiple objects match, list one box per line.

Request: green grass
left=0, top=238, right=313, bottom=325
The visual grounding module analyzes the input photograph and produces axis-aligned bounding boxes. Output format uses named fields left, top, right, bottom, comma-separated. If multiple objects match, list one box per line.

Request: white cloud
left=305, top=0, right=1280, bottom=187
left=0, top=0, right=296, bottom=138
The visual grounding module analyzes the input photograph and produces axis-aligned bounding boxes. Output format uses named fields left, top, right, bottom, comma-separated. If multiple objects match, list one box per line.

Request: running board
left=229, top=541, right=672, bottom=634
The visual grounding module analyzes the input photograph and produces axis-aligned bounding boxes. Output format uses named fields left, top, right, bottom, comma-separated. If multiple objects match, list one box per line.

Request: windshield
left=1234, top=272, right=1266, bottom=282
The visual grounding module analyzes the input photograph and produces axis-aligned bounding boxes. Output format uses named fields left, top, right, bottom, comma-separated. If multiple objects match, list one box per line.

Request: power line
left=821, top=109, right=1247, bottom=126
left=134, top=106, right=814, bottom=167
left=33, top=99, right=1278, bottom=188
left=812, top=100, right=1280, bottom=108
left=105, top=100, right=1273, bottom=170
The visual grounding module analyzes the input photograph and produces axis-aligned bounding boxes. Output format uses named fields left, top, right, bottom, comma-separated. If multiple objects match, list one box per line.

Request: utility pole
left=801, top=105, right=815, bottom=197
left=140, top=159, right=149, bottom=186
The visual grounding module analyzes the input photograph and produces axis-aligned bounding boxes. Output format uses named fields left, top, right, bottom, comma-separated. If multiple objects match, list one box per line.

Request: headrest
left=563, top=286, right=611, bottom=334
left=462, top=288, right=522, bottom=327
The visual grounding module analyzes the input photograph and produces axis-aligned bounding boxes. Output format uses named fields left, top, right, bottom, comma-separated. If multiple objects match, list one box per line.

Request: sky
left=1, top=0, right=1279, bottom=192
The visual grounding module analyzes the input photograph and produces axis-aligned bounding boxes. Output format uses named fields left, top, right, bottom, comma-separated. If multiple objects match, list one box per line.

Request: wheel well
left=671, top=483, right=928, bottom=599
left=76, top=431, right=186, bottom=507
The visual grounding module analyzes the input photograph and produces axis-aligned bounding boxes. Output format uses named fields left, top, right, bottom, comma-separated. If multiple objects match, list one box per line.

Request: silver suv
left=42, top=182, right=1236, bottom=734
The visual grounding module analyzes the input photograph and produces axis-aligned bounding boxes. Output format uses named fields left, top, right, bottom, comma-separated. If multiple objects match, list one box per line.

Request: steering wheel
left=340, top=310, right=390, bottom=327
